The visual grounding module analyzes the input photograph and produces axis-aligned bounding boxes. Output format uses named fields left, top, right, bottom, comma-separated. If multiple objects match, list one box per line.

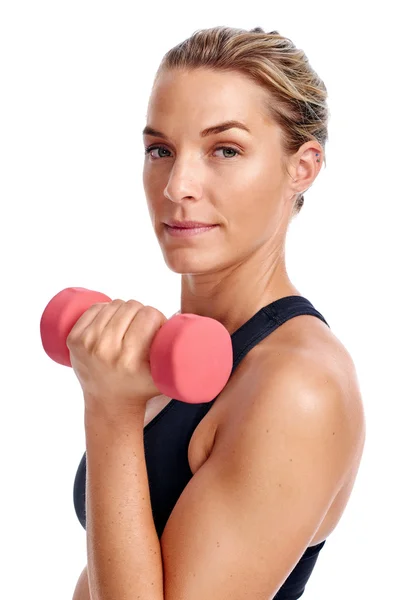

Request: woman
left=71, top=26, right=366, bottom=599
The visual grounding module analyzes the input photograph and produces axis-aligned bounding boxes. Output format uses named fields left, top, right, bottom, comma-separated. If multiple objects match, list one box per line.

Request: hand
left=65, top=299, right=168, bottom=420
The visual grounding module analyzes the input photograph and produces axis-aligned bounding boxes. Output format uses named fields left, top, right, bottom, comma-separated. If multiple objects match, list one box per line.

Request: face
left=142, top=68, right=313, bottom=275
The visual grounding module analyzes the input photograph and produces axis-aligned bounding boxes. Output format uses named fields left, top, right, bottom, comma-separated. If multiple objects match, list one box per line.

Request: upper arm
left=160, top=357, right=359, bottom=600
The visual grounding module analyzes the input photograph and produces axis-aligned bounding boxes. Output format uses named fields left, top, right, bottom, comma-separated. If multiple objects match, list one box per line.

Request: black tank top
left=73, top=295, right=330, bottom=600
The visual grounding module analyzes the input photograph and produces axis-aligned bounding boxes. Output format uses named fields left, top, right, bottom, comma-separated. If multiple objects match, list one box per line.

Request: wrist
left=84, top=399, right=146, bottom=431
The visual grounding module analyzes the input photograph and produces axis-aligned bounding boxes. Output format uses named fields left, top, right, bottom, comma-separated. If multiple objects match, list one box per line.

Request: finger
left=96, top=300, right=144, bottom=351
left=67, top=300, right=121, bottom=348
left=66, top=302, right=106, bottom=347
left=122, top=306, right=166, bottom=363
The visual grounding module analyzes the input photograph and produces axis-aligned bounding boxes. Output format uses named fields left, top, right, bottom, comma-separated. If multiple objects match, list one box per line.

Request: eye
left=214, top=146, right=240, bottom=159
left=144, top=145, right=172, bottom=159
left=144, top=145, right=241, bottom=160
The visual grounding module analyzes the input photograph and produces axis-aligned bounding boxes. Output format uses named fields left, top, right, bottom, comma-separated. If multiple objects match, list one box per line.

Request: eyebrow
left=142, top=120, right=251, bottom=139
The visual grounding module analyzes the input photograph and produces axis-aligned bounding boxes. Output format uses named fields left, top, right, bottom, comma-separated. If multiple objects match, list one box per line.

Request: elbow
left=72, top=566, right=91, bottom=600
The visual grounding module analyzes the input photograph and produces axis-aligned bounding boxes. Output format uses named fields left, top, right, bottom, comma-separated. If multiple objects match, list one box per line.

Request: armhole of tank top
left=144, top=399, right=177, bottom=434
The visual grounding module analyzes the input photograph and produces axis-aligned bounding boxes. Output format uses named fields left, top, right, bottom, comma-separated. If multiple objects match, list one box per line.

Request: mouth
left=165, top=220, right=217, bottom=228
left=164, top=223, right=219, bottom=238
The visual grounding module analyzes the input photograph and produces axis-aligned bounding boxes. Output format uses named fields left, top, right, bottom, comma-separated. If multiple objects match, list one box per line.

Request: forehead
left=147, top=68, right=271, bottom=131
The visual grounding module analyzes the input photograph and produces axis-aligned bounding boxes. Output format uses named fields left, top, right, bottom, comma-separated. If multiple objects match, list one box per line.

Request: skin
left=71, top=67, right=366, bottom=600
left=142, top=67, right=324, bottom=335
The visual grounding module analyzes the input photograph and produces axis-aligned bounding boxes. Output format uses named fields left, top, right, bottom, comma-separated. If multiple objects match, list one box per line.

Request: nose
left=163, top=159, right=203, bottom=204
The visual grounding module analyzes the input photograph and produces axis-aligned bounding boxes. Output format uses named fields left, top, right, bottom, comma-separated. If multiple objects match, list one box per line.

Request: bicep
left=160, top=365, right=356, bottom=599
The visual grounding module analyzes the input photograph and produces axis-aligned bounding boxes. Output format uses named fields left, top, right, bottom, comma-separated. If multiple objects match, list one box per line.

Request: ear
left=287, top=141, right=324, bottom=198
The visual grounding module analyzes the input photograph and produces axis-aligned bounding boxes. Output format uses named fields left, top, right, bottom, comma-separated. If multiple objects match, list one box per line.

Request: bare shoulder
left=256, top=312, right=363, bottom=413
left=160, top=315, right=366, bottom=598
left=216, top=313, right=366, bottom=483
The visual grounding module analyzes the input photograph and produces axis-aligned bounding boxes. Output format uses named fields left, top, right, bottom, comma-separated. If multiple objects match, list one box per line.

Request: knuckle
left=141, top=305, right=157, bottom=318
left=141, top=305, right=165, bottom=324
left=66, top=333, right=75, bottom=347
left=93, top=339, right=111, bottom=358
left=127, top=299, right=143, bottom=308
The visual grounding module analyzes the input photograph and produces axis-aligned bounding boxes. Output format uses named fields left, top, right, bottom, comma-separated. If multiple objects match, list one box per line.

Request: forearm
left=84, top=409, right=164, bottom=600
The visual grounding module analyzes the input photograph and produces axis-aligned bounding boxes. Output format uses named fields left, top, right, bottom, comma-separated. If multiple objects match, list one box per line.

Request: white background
left=1, top=1, right=398, bottom=598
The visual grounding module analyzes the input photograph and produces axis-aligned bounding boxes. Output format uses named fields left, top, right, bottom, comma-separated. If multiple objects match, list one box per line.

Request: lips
left=165, top=220, right=215, bottom=229
left=164, top=223, right=218, bottom=237
left=170, top=225, right=210, bottom=229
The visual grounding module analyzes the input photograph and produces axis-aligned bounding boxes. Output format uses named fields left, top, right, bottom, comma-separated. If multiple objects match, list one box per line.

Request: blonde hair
left=155, top=26, right=329, bottom=216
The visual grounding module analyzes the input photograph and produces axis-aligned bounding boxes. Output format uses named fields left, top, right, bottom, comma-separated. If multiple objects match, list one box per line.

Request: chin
left=161, top=250, right=219, bottom=275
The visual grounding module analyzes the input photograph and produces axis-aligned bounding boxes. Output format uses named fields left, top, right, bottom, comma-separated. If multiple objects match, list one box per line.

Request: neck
left=179, top=245, right=301, bottom=335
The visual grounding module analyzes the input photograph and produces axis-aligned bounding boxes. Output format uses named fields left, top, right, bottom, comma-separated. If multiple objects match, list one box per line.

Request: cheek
left=143, top=167, right=156, bottom=194
left=227, top=150, right=282, bottom=192
left=143, top=170, right=161, bottom=207
left=221, top=178, right=284, bottom=250
left=223, top=160, right=281, bottom=217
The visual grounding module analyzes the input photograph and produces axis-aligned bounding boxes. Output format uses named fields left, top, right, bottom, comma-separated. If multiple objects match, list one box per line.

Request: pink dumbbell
left=40, top=287, right=233, bottom=404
